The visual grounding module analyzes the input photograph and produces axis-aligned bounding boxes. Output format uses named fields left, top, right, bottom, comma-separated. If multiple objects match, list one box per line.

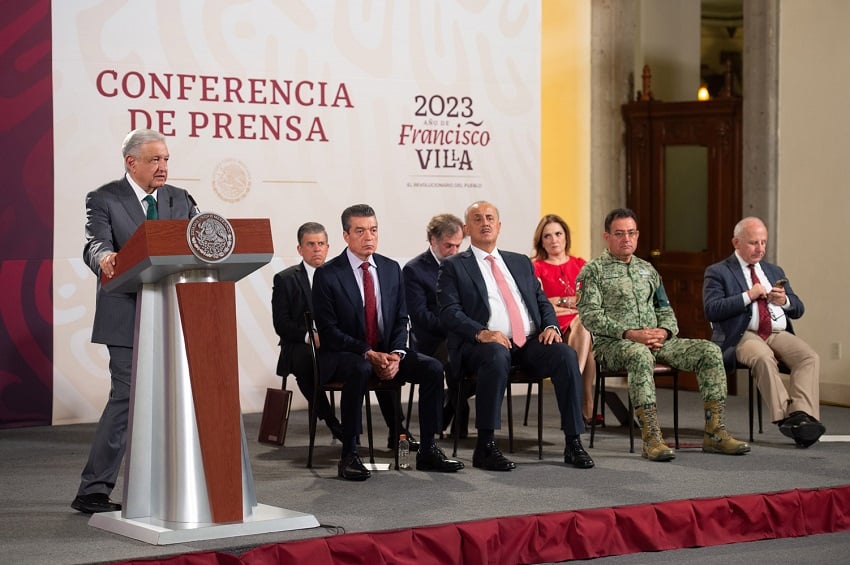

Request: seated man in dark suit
left=312, top=204, right=464, bottom=481
left=437, top=201, right=594, bottom=470
left=703, top=216, right=825, bottom=447
left=272, top=222, right=343, bottom=441
left=402, top=213, right=469, bottom=436
left=273, top=222, right=417, bottom=451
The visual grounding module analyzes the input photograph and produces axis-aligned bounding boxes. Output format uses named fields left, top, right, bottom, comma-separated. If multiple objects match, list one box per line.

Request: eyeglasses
left=609, top=230, right=639, bottom=239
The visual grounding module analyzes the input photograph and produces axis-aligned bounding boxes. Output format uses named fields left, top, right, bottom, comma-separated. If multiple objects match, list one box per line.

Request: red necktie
left=361, top=262, right=380, bottom=349
left=485, top=255, right=526, bottom=347
left=748, top=264, right=772, bottom=340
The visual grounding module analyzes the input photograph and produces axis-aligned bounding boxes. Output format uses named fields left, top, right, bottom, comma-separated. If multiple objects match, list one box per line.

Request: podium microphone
left=188, top=194, right=201, bottom=217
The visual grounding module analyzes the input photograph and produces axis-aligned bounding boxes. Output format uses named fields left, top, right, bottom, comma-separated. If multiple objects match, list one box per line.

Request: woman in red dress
left=531, top=214, right=597, bottom=425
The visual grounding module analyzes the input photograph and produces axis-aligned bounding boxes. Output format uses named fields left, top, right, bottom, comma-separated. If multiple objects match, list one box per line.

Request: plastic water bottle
left=398, top=434, right=411, bottom=469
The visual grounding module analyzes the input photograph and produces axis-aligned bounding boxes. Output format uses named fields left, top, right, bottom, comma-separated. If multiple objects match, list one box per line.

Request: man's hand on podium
left=99, top=252, right=118, bottom=278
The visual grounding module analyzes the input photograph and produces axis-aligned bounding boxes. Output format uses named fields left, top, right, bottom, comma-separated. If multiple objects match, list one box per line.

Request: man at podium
left=72, top=129, right=199, bottom=514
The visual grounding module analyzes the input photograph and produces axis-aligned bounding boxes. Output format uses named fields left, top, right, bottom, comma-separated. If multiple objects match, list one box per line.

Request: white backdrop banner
left=51, top=0, right=541, bottom=423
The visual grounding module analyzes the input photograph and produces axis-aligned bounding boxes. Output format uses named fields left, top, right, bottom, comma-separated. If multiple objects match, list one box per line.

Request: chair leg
left=748, top=370, right=755, bottom=443
left=452, top=381, right=462, bottom=457
left=536, top=382, right=543, bottom=460
left=394, top=388, right=401, bottom=470
left=523, top=383, right=533, bottom=426
left=406, top=383, right=415, bottom=436
left=590, top=370, right=603, bottom=448
left=307, top=364, right=320, bottom=469
left=307, top=403, right=317, bottom=469
left=365, top=393, right=375, bottom=464
left=507, top=383, right=514, bottom=453
left=672, top=374, right=679, bottom=449
left=628, top=397, right=635, bottom=454
left=757, top=389, right=764, bottom=434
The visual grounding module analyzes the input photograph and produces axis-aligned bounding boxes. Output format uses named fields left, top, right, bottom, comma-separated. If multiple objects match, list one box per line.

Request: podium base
left=88, top=503, right=319, bottom=545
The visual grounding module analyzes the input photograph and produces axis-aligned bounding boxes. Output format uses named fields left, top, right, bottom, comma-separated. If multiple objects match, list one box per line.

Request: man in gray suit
left=72, top=129, right=198, bottom=514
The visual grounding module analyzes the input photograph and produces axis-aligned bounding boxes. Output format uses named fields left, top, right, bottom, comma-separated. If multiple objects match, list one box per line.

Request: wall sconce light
left=697, top=86, right=710, bottom=101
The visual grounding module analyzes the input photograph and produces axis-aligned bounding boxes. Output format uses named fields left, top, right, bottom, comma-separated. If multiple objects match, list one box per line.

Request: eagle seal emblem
left=186, top=212, right=236, bottom=263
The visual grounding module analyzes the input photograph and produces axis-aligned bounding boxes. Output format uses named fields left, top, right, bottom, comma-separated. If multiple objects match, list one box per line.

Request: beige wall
left=778, top=1, right=850, bottom=405
left=636, top=0, right=701, bottom=102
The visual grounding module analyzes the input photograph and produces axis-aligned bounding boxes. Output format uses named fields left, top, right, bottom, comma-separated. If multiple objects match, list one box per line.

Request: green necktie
left=143, top=194, right=158, bottom=220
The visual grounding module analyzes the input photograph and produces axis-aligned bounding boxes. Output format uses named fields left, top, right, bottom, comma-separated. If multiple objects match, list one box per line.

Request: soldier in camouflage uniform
left=576, top=208, right=749, bottom=461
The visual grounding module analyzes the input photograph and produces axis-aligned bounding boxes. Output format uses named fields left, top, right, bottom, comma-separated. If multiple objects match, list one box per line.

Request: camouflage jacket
left=575, top=249, right=678, bottom=348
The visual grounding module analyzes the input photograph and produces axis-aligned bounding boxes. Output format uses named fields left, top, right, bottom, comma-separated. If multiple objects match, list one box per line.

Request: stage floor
left=2, top=383, right=849, bottom=564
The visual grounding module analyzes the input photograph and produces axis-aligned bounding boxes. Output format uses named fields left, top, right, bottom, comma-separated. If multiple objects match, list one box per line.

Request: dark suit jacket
left=84, top=177, right=196, bottom=347
left=312, top=249, right=409, bottom=355
left=436, top=248, right=558, bottom=379
left=703, top=253, right=805, bottom=373
left=403, top=249, right=446, bottom=356
left=271, top=262, right=313, bottom=377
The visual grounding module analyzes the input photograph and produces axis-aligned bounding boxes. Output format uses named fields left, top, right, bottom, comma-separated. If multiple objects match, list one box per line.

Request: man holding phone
left=703, top=217, right=825, bottom=447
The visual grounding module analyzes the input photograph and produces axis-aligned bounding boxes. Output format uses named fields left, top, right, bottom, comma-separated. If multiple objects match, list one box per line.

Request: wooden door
left=623, top=98, right=742, bottom=390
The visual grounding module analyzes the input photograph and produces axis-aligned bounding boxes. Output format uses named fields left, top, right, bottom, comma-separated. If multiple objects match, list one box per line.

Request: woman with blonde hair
left=531, top=214, right=597, bottom=425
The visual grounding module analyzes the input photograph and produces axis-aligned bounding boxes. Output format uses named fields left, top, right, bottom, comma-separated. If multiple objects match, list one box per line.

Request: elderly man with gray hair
left=72, top=129, right=199, bottom=514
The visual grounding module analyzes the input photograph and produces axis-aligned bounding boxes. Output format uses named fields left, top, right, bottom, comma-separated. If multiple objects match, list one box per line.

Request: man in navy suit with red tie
left=704, top=216, right=825, bottom=447
left=312, top=204, right=464, bottom=481
left=437, top=201, right=593, bottom=471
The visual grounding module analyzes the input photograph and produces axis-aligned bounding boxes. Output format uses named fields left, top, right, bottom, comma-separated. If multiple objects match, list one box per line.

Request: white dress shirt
left=734, top=252, right=789, bottom=333
left=469, top=245, right=534, bottom=339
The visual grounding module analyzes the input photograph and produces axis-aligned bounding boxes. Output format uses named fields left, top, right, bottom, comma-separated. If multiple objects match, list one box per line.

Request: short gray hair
left=297, top=222, right=327, bottom=245
left=122, top=129, right=166, bottom=163
left=733, top=216, right=765, bottom=238
left=426, top=213, right=463, bottom=242
left=464, top=201, right=499, bottom=224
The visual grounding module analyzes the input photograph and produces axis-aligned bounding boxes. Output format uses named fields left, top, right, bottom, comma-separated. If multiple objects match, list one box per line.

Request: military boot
left=703, top=399, right=751, bottom=455
left=635, top=404, right=675, bottom=462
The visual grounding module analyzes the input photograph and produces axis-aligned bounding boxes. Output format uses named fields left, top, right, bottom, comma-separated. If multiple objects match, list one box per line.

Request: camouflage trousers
left=596, top=337, right=727, bottom=407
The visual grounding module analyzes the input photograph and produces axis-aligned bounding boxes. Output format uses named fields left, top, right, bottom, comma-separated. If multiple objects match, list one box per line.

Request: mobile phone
left=774, top=278, right=787, bottom=287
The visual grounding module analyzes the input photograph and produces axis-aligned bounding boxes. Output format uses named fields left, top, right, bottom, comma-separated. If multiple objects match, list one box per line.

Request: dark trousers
left=322, top=350, right=444, bottom=447
left=459, top=336, right=585, bottom=436
left=287, top=343, right=406, bottom=431
left=77, top=345, right=132, bottom=496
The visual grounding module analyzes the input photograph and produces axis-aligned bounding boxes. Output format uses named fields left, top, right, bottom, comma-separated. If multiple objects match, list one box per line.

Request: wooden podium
left=88, top=217, right=318, bottom=544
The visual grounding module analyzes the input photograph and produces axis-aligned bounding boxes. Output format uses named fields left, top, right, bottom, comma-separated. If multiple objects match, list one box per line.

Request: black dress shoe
left=337, top=452, right=371, bottom=481
left=778, top=411, right=809, bottom=439
left=71, top=493, right=122, bottom=514
left=472, top=440, right=516, bottom=471
left=416, top=443, right=465, bottom=472
left=564, top=436, right=595, bottom=469
left=325, top=418, right=345, bottom=442
left=779, top=411, right=825, bottom=447
left=792, top=415, right=826, bottom=448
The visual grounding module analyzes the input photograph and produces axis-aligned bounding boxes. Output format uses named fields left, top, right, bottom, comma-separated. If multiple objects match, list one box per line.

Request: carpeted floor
left=1, top=382, right=848, bottom=565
